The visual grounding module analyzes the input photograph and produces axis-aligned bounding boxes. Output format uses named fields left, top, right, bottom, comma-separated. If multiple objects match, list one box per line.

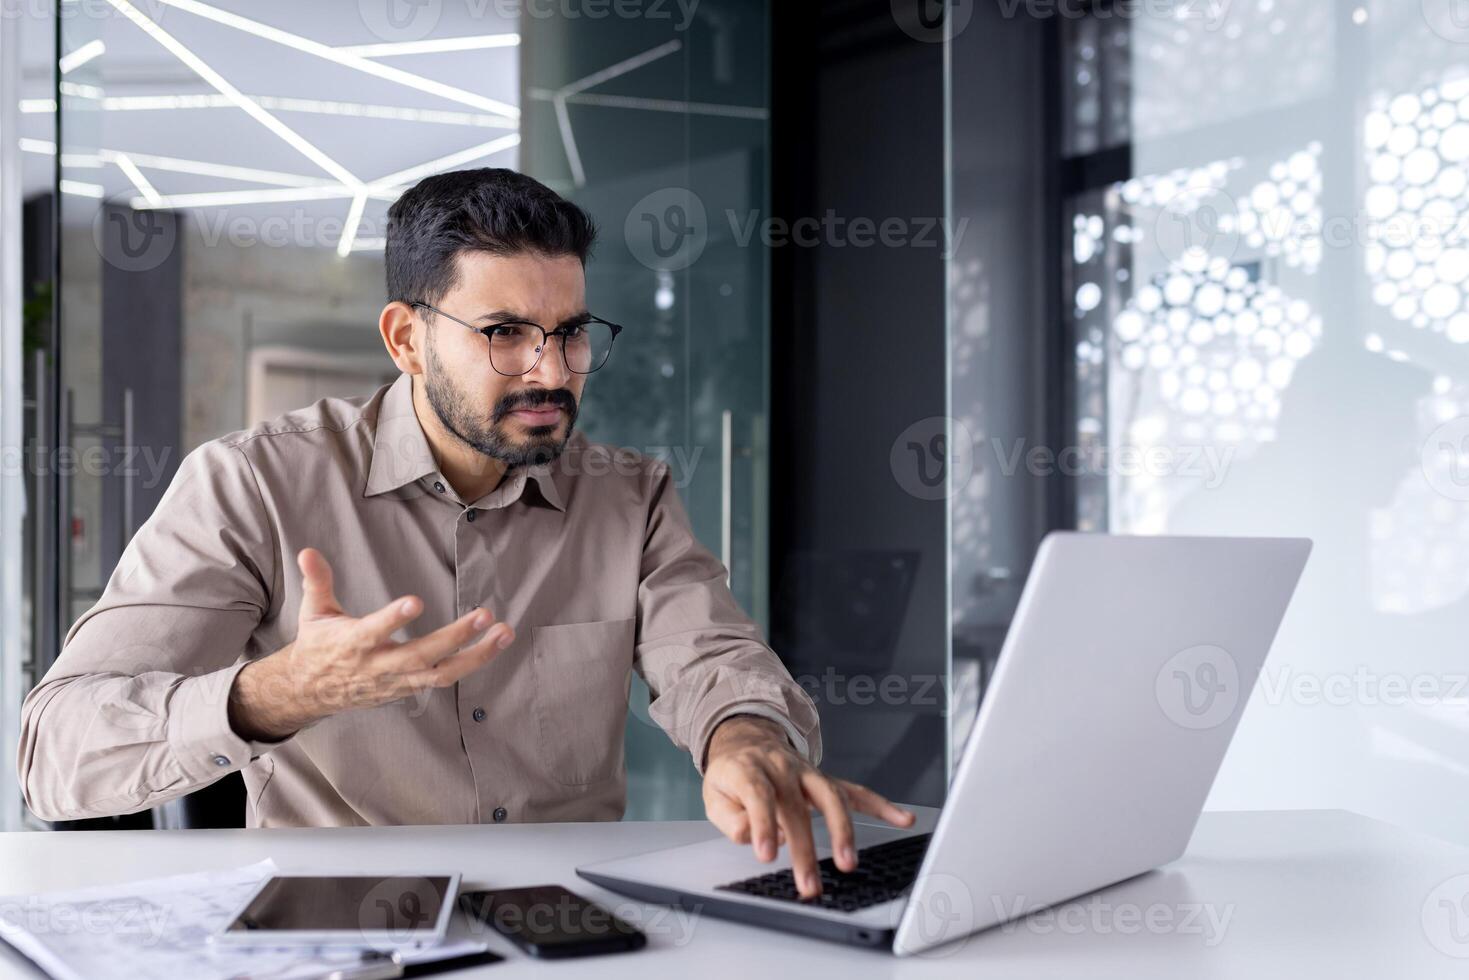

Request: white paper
left=0, top=861, right=486, bottom=980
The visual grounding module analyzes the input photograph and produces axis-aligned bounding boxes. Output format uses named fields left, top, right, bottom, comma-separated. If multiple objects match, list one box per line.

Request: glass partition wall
left=23, top=0, right=980, bottom=832
left=519, top=4, right=773, bottom=819
left=33, top=0, right=771, bottom=826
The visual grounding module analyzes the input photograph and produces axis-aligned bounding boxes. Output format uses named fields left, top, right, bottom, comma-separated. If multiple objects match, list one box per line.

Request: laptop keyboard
left=715, top=832, right=933, bottom=913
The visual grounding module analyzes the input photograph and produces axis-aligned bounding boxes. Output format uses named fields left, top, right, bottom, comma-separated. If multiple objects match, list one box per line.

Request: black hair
left=384, top=167, right=598, bottom=305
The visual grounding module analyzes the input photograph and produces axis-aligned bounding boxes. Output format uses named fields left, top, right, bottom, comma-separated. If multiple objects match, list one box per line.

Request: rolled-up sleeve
left=17, top=439, right=280, bottom=821
left=633, top=463, right=822, bottom=773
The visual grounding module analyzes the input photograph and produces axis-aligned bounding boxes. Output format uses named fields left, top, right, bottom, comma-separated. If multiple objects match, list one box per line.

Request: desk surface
left=0, top=809, right=1465, bottom=978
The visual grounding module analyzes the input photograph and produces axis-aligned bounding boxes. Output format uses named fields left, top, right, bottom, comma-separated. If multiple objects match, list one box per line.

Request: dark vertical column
left=947, top=5, right=1061, bottom=712
left=98, top=205, right=183, bottom=583
left=769, top=0, right=948, bottom=805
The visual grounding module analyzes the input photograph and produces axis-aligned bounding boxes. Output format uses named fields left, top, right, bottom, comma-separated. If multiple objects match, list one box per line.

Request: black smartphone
left=458, top=885, right=647, bottom=959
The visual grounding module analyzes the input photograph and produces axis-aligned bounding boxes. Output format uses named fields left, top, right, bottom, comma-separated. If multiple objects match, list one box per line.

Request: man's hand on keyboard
left=701, top=715, right=916, bottom=899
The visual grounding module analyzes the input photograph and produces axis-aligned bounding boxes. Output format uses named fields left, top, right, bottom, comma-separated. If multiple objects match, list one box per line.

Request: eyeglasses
left=410, top=301, right=623, bottom=377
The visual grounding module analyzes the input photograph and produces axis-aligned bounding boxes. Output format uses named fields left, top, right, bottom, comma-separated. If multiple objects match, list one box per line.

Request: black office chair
left=48, top=774, right=245, bottom=831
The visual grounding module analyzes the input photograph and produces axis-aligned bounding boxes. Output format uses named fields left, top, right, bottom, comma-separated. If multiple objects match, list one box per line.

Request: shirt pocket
left=530, top=618, right=636, bottom=786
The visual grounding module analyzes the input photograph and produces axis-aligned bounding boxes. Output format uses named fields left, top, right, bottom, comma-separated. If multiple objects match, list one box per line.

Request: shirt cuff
left=166, top=661, right=288, bottom=783
left=700, top=704, right=817, bottom=773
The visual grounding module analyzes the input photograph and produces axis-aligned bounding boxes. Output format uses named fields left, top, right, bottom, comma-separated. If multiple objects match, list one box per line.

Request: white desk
left=0, top=809, right=1464, bottom=977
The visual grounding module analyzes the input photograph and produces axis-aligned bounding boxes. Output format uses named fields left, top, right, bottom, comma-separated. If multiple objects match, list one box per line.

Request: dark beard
left=423, top=334, right=580, bottom=469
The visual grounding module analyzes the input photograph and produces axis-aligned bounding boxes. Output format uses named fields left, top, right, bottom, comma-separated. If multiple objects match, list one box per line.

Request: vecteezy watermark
left=796, top=668, right=945, bottom=709
left=898, top=872, right=977, bottom=956
left=888, top=418, right=1236, bottom=501
left=989, top=438, right=1234, bottom=489
left=92, top=205, right=178, bottom=274
left=1423, top=873, right=1469, bottom=958
left=1422, top=0, right=1469, bottom=45
left=891, top=417, right=977, bottom=502
left=358, top=0, right=702, bottom=39
left=1, top=442, right=175, bottom=488
left=0, top=897, right=172, bottom=947
left=1422, top=416, right=1469, bottom=502
left=357, top=0, right=442, bottom=42
left=1148, top=189, right=1469, bottom=269
left=1155, top=644, right=1240, bottom=730
left=892, top=0, right=1235, bottom=40
left=995, top=894, right=1235, bottom=947
left=624, top=189, right=969, bottom=271
left=726, top=210, right=968, bottom=256
left=356, top=876, right=444, bottom=948
left=2, top=0, right=174, bottom=21
left=890, top=0, right=974, bottom=43
left=1004, top=0, right=1233, bottom=26
left=1154, top=184, right=1242, bottom=267
left=625, top=187, right=709, bottom=272
left=1255, top=666, right=1469, bottom=709
left=89, top=203, right=401, bottom=271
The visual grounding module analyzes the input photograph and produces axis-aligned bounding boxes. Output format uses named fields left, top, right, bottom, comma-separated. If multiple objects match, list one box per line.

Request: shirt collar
left=364, top=373, right=567, bottom=512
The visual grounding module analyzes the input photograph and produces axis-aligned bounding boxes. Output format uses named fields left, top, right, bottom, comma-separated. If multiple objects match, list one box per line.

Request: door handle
left=720, top=409, right=732, bottom=584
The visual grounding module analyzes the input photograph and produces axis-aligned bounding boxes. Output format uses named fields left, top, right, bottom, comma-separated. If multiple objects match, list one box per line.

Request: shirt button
left=466, top=509, right=477, bottom=522
left=433, top=481, right=445, bottom=493
left=492, top=807, right=508, bottom=823
left=212, top=755, right=230, bottom=768
left=472, top=707, right=486, bottom=723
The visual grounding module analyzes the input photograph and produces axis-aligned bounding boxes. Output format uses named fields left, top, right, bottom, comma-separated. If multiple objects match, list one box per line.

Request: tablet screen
left=226, top=876, right=454, bottom=934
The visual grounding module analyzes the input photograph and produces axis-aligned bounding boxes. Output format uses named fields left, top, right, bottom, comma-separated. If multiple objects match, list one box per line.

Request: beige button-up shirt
left=18, top=373, right=821, bottom=827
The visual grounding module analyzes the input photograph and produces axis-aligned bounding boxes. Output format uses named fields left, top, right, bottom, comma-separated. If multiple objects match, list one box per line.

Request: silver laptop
left=577, top=532, right=1311, bottom=955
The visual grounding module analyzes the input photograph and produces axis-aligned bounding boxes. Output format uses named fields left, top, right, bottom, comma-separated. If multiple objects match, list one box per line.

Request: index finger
left=834, top=778, right=915, bottom=828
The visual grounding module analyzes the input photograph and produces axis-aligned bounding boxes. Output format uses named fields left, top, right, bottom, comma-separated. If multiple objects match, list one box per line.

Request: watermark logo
left=1154, top=184, right=1241, bottom=268
left=625, top=187, right=708, bottom=272
left=994, top=894, right=1234, bottom=946
left=887, top=420, right=1234, bottom=501
left=1423, top=416, right=1469, bottom=502
left=890, top=417, right=976, bottom=501
left=358, top=0, right=442, bottom=42
left=1423, top=873, right=1469, bottom=958
left=357, top=877, right=442, bottom=948
left=1423, top=0, right=1469, bottom=44
left=92, top=205, right=177, bottom=273
left=892, top=0, right=973, bottom=43
left=900, top=872, right=976, bottom=956
left=1155, top=644, right=1240, bottom=730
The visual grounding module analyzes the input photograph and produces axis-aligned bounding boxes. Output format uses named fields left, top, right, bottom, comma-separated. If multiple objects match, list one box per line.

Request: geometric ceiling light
left=67, top=2, right=523, bottom=253
left=153, top=0, right=519, bottom=120
left=104, top=0, right=364, bottom=192
left=537, top=40, right=684, bottom=188
left=335, top=34, right=520, bottom=58
left=30, top=93, right=518, bottom=130
left=58, top=39, right=105, bottom=74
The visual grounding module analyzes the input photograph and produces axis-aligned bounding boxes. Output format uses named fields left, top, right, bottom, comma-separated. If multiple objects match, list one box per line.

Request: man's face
left=420, top=250, right=589, bottom=468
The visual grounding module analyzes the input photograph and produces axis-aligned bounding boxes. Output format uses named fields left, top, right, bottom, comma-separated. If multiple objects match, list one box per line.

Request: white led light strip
left=104, top=0, right=363, bottom=192
left=335, top=34, right=520, bottom=58
left=58, top=39, right=105, bottom=75
left=152, top=0, right=519, bottom=120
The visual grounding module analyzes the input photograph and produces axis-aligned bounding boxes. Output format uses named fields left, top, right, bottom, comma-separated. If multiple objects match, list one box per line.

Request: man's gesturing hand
left=702, top=715, right=916, bottom=899
left=228, top=547, right=515, bottom=741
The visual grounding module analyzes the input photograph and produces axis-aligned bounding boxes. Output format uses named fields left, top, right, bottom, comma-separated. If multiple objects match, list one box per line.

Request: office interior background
left=0, top=0, right=1466, bottom=846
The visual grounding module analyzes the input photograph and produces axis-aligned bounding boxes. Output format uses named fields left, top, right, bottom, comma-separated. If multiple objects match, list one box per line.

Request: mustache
left=492, top=388, right=579, bottom=423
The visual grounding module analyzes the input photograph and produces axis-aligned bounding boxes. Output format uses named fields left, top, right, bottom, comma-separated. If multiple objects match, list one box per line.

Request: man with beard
left=19, top=168, right=911, bottom=900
